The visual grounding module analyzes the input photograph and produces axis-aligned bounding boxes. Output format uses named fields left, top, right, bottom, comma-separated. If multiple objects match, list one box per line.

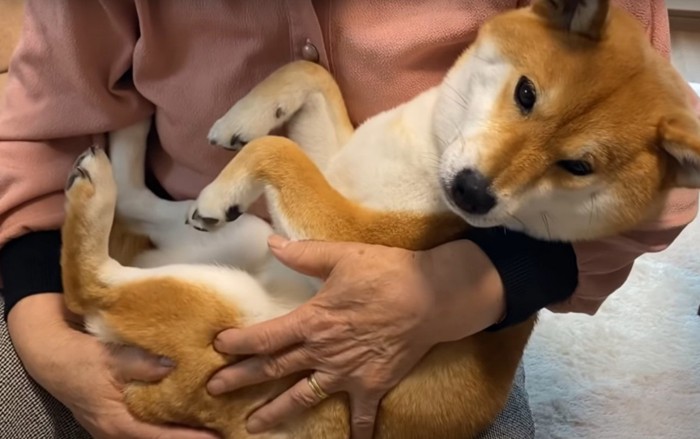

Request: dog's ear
left=532, top=0, right=610, bottom=39
left=659, top=111, right=700, bottom=188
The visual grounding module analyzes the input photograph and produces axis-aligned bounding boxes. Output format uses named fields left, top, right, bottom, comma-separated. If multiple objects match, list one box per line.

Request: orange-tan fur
left=60, top=1, right=700, bottom=438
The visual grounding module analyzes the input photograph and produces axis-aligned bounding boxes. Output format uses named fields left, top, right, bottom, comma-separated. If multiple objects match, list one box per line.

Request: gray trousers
left=0, top=298, right=535, bottom=438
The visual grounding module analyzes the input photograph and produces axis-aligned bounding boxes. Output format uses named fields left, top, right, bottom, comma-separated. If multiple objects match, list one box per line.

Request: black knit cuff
left=462, top=227, right=578, bottom=331
left=0, top=230, right=63, bottom=320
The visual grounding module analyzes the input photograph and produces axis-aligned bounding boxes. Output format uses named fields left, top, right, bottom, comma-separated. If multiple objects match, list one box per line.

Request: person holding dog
left=0, top=1, right=698, bottom=438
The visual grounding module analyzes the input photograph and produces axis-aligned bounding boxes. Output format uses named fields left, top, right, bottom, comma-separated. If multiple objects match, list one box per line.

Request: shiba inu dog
left=59, top=0, right=700, bottom=438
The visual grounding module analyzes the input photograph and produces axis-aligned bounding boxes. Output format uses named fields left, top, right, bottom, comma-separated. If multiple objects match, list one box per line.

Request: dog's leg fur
left=207, top=60, right=354, bottom=169
left=108, top=120, right=273, bottom=270
left=61, top=146, right=311, bottom=437
left=110, top=120, right=191, bottom=243
left=189, top=135, right=467, bottom=248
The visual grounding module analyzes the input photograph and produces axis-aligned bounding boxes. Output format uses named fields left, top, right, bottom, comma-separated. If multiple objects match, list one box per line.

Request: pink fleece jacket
left=0, top=0, right=698, bottom=315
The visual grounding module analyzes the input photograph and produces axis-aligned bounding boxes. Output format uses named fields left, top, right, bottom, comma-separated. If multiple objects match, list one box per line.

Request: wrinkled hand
left=207, top=235, right=505, bottom=439
left=7, top=293, right=219, bottom=439
left=73, top=344, right=220, bottom=439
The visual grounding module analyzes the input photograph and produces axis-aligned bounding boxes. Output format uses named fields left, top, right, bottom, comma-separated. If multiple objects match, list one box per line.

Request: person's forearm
left=6, top=293, right=87, bottom=400
left=421, top=239, right=506, bottom=336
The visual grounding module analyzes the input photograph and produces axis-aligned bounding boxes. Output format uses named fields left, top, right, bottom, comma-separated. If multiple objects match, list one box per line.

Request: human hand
left=7, top=293, right=219, bottom=439
left=207, top=235, right=506, bottom=439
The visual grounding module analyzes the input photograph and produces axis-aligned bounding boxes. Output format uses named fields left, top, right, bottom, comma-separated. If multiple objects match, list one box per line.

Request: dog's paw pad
left=225, top=205, right=242, bottom=222
left=187, top=208, right=222, bottom=232
left=193, top=208, right=220, bottom=225
left=186, top=204, right=242, bottom=232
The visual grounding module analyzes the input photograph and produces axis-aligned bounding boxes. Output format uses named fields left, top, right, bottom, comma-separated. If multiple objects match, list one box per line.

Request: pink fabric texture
left=0, top=0, right=697, bottom=314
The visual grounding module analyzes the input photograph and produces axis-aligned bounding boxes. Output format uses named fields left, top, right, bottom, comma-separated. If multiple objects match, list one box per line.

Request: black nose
left=449, top=169, right=497, bottom=215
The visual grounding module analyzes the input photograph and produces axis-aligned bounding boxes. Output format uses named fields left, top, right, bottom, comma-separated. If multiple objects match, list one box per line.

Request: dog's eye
left=557, top=160, right=594, bottom=176
left=514, top=76, right=537, bottom=113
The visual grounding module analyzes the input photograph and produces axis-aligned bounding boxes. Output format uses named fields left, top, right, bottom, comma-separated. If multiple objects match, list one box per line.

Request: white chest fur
left=324, top=89, right=451, bottom=215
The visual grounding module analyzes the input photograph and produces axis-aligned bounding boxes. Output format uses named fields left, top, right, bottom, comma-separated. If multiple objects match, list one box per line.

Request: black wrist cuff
left=462, top=227, right=579, bottom=331
left=0, top=230, right=63, bottom=320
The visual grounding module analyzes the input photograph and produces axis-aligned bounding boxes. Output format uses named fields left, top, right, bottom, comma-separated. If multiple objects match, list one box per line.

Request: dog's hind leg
left=108, top=121, right=272, bottom=270
left=207, top=60, right=355, bottom=169
left=61, top=145, right=137, bottom=314
left=60, top=146, right=286, bottom=434
left=109, top=119, right=194, bottom=246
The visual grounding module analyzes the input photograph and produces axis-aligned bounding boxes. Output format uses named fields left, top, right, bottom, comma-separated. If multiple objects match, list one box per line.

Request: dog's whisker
left=509, top=213, right=526, bottom=230
left=541, top=212, right=552, bottom=240
left=444, top=81, right=471, bottom=112
left=432, top=131, right=449, bottom=149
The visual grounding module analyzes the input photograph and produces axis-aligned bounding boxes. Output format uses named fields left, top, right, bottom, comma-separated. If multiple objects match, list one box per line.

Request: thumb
left=109, top=345, right=174, bottom=384
left=267, top=234, right=348, bottom=279
left=125, top=415, right=221, bottom=439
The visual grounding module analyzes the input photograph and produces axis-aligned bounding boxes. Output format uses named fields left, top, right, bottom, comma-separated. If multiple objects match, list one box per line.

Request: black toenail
left=229, top=134, right=248, bottom=149
left=225, top=205, right=242, bottom=222
left=275, top=107, right=285, bottom=119
left=65, top=167, right=90, bottom=191
left=191, top=209, right=220, bottom=226
left=65, top=171, right=80, bottom=191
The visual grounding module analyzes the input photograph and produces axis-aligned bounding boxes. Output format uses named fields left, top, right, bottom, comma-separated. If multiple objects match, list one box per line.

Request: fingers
left=158, top=428, right=221, bottom=439
left=245, top=372, right=336, bottom=434
left=349, top=395, right=381, bottom=439
left=109, top=345, right=174, bottom=384
left=208, top=347, right=312, bottom=395
left=123, top=416, right=221, bottom=439
left=267, top=235, right=352, bottom=279
left=213, top=311, right=305, bottom=356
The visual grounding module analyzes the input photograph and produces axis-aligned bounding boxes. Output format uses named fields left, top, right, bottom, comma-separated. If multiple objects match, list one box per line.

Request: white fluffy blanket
left=524, top=96, right=700, bottom=439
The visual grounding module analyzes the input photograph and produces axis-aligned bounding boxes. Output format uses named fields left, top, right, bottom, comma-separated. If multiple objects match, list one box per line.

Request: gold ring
left=307, top=373, right=329, bottom=401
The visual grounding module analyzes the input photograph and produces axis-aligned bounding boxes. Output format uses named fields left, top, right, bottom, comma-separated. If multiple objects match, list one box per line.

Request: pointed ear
left=659, top=112, right=700, bottom=188
left=532, top=0, right=610, bottom=39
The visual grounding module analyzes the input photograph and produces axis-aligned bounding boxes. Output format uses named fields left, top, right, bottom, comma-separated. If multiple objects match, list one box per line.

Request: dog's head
left=434, top=0, right=700, bottom=241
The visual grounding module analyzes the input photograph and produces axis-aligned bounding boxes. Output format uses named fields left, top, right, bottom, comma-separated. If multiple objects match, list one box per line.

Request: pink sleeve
left=547, top=0, right=700, bottom=314
left=0, top=0, right=153, bottom=251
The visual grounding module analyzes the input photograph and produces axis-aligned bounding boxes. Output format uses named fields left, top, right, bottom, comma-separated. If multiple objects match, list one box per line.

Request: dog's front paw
left=208, top=97, right=290, bottom=151
left=186, top=196, right=243, bottom=232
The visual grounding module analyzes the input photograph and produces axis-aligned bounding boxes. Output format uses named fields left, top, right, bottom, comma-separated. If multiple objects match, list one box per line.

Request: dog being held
left=59, top=0, right=700, bottom=438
